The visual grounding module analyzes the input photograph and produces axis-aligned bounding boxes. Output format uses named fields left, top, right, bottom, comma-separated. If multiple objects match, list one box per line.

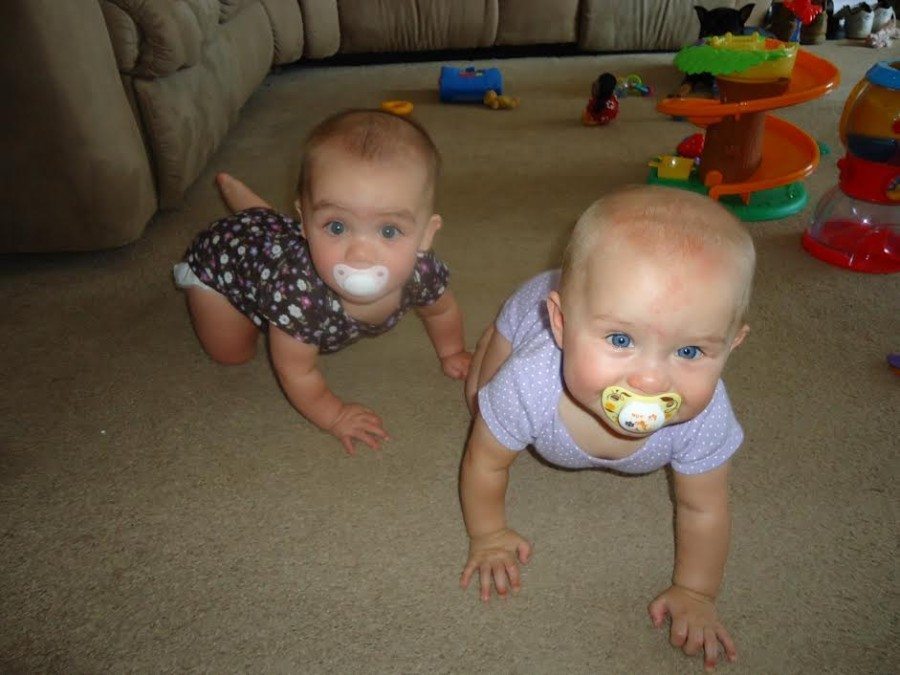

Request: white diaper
left=172, top=262, right=213, bottom=291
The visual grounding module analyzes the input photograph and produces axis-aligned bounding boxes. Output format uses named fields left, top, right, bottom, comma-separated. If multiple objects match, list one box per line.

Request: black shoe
left=826, top=4, right=848, bottom=40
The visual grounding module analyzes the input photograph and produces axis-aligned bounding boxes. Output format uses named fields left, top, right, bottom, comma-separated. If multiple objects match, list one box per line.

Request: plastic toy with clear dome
left=803, top=61, right=899, bottom=273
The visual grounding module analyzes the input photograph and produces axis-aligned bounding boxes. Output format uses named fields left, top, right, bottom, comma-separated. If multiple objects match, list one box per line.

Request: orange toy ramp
left=658, top=45, right=840, bottom=125
left=704, top=115, right=820, bottom=202
left=656, top=45, right=839, bottom=208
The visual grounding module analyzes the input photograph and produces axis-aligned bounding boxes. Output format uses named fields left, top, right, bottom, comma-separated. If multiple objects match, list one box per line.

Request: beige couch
left=1, top=0, right=769, bottom=252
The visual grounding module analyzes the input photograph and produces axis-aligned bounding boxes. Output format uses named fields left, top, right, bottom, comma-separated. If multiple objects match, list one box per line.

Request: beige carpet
left=2, top=42, right=898, bottom=673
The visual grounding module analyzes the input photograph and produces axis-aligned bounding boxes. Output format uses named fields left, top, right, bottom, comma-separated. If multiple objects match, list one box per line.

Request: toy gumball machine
left=803, top=61, right=899, bottom=273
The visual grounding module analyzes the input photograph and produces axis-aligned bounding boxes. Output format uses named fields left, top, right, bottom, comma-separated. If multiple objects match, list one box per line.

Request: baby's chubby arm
left=415, top=289, right=472, bottom=380
left=268, top=325, right=388, bottom=454
left=648, top=463, right=737, bottom=671
left=459, top=416, right=532, bottom=601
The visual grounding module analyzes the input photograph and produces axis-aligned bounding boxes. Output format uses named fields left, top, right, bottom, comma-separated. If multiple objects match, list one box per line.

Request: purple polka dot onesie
left=478, top=270, right=744, bottom=474
left=182, top=208, right=449, bottom=354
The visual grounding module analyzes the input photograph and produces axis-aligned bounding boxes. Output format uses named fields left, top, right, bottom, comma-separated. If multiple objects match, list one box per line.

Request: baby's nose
left=626, top=365, right=670, bottom=395
left=344, top=236, right=374, bottom=264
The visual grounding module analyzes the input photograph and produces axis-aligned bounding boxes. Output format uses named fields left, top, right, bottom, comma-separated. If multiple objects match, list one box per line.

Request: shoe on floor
left=846, top=3, right=875, bottom=39
left=872, top=1, right=896, bottom=31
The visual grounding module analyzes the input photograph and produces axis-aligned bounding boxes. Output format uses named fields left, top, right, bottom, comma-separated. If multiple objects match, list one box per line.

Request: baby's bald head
left=298, top=109, right=441, bottom=208
left=560, top=186, right=756, bottom=325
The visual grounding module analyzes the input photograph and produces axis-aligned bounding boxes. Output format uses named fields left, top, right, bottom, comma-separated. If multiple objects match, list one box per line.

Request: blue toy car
left=439, top=66, right=503, bottom=103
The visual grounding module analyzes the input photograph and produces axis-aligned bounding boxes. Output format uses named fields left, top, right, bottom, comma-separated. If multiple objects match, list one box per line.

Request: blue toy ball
left=439, top=66, right=503, bottom=103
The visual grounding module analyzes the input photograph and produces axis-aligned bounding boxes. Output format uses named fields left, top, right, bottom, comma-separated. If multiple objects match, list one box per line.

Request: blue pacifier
left=601, top=386, right=682, bottom=434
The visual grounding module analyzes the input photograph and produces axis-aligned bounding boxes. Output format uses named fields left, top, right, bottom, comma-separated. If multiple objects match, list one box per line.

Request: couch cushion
left=579, top=0, right=772, bottom=52
left=258, top=0, right=305, bottom=64
left=256, top=0, right=339, bottom=63
left=298, top=0, right=341, bottom=58
left=133, top=3, right=273, bottom=206
left=102, top=0, right=219, bottom=77
left=219, top=0, right=259, bottom=22
left=100, top=1, right=142, bottom=73
left=337, top=0, right=498, bottom=54
left=495, top=0, right=579, bottom=45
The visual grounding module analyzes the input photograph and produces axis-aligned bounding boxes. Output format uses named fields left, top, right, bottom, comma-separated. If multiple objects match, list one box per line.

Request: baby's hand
left=460, top=528, right=532, bottom=601
left=648, top=585, right=737, bottom=671
left=440, top=350, right=473, bottom=380
left=328, top=403, right=389, bottom=454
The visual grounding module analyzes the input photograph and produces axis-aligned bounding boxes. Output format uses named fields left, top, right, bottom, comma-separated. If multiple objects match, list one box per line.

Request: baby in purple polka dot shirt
left=173, top=110, right=471, bottom=454
left=459, top=186, right=755, bottom=671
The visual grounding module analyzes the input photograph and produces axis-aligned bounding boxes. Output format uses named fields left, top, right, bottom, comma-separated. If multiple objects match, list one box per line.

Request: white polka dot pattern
left=478, top=271, right=744, bottom=475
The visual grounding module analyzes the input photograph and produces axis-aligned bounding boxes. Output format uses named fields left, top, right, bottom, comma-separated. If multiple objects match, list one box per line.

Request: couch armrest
left=0, top=0, right=157, bottom=252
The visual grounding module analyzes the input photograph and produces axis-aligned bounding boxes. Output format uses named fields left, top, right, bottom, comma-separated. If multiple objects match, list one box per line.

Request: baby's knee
left=184, top=287, right=260, bottom=361
left=206, top=343, right=257, bottom=366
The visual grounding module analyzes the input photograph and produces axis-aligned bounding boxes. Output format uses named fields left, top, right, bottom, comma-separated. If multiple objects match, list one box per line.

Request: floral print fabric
left=183, top=208, right=449, bottom=353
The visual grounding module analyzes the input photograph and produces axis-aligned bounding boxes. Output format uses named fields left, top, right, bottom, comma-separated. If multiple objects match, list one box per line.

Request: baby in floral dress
left=174, top=109, right=471, bottom=453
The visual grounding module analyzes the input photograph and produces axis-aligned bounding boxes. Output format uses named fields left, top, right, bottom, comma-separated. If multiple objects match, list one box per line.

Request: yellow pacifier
left=600, top=386, right=682, bottom=435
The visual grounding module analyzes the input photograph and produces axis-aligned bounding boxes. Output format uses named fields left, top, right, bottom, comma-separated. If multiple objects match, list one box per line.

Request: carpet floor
left=2, top=41, right=898, bottom=673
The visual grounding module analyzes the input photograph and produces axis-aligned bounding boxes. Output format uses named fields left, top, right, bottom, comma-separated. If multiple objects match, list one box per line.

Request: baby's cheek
left=307, top=241, right=335, bottom=271
left=393, top=251, right=420, bottom=282
left=563, top=356, right=606, bottom=400
left=679, top=380, right=718, bottom=418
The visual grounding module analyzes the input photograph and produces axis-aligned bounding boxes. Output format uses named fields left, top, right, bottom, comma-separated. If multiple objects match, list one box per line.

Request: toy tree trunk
left=699, top=77, right=791, bottom=183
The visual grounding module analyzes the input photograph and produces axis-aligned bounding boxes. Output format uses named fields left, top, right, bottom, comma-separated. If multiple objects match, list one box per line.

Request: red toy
left=803, top=61, right=899, bottom=273
left=677, top=133, right=705, bottom=159
left=582, top=73, right=619, bottom=126
left=784, top=0, right=824, bottom=25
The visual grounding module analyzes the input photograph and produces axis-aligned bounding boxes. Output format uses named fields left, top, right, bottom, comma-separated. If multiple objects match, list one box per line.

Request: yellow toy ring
left=380, top=100, right=414, bottom=116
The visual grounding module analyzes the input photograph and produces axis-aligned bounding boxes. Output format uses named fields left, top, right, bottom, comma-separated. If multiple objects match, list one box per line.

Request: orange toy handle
left=380, top=100, right=414, bottom=116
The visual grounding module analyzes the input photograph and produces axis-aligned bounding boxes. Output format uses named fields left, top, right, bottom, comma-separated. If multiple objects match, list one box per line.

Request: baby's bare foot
left=215, top=172, right=271, bottom=212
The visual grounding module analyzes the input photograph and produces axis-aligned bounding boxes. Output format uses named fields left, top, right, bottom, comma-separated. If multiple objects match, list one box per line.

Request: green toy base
left=646, top=169, right=809, bottom=221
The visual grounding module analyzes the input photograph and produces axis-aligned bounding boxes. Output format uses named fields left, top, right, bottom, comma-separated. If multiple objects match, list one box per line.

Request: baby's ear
left=730, top=323, right=750, bottom=351
left=419, top=214, right=443, bottom=251
left=546, top=291, right=565, bottom=349
left=293, top=198, right=305, bottom=236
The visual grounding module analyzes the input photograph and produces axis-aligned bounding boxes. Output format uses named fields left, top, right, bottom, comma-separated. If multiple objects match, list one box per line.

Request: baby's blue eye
left=606, top=333, right=633, bottom=349
left=380, top=225, right=399, bottom=239
left=677, top=346, right=702, bottom=360
left=326, top=220, right=345, bottom=235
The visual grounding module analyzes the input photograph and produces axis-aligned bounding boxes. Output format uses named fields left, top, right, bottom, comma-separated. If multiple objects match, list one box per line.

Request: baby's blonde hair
left=298, top=109, right=441, bottom=207
left=560, top=185, right=756, bottom=323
